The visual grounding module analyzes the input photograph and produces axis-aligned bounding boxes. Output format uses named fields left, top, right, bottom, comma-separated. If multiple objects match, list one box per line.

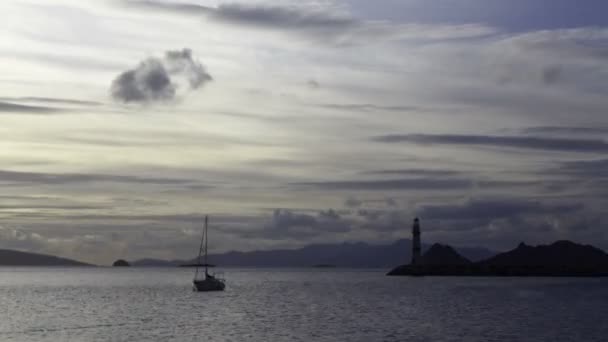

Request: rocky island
left=388, top=219, right=608, bottom=277
left=112, top=259, right=130, bottom=267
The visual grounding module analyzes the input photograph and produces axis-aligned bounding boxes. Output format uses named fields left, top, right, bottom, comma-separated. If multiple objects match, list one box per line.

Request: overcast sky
left=1, top=0, right=607, bottom=264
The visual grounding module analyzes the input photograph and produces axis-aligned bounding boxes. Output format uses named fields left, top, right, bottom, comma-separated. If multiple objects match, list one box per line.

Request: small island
left=388, top=218, right=608, bottom=277
left=112, top=259, right=130, bottom=267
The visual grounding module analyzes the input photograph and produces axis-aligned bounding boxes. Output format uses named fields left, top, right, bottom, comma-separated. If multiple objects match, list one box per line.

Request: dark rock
left=388, top=240, right=608, bottom=277
left=0, top=249, right=91, bottom=266
left=112, top=259, right=130, bottom=267
left=421, top=244, right=471, bottom=266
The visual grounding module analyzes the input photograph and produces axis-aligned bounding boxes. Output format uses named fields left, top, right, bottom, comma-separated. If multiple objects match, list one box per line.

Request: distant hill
left=0, top=249, right=92, bottom=266
left=480, top=240, right=608, bottom=268
left=388, top=240, right=608, bottom=277
left=421, top=244, right=471, bottom=266
left=131, top=239, right=496, bottom=268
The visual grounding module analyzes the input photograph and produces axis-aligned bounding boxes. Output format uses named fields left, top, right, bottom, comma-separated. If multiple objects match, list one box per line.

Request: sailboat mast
left=194, top=218, right=206, bottom=280
left=204, top=215, right=209, bottom=275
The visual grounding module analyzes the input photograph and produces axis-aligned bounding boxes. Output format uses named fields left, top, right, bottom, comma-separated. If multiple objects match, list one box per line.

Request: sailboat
left=193, top=215, right=226, bottom=292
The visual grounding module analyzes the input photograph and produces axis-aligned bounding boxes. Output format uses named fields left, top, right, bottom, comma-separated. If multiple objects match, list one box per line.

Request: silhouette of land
left=112, top=259, right=130, bottom=267
left=388, top=240, right=608, bottom=277
left=130, top=240, right=495, bottom=268
left=0, top=249, right=91, bottom=266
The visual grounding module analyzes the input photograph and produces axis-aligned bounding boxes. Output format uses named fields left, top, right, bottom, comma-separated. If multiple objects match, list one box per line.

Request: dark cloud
left=128, top=1, right=355, bottom=31
left=541, top=65, right=563, bottom=85
left=417, top=199, right=583, bottom=221
left=0, top=97, right=102, bottom=106
left=307, top=79, right=320, bottom=89
left=126, top=1, right=492, bottom=44
left=0, top=101, right=58, bottom=114
left=111, top=48, right=212, bottom=104
left=556, top=159, right=608, bottom=179
left=0, top=170, right=193, bottom=186
left=254, top=209, right=352, bottom=239
left=320, top=103, right=420, bottom=112
left=163, top=48, right=213, bottom=88
left=125, top=0, right=213, bottom=15
left=295, top=178, right=472, bottom=191
left=297, top=177, right=543, bottom=192
left=211, top=3, right=356, bottom=30
left=111, top=58, right=174, bottom=103
left=373, top=133, right=608, bottom=153
left=362, top=169, right=461, bottom=177
left=521, top=126, right=608, bottom=135
left=344, top=197, right=363, bottom=208
left=358, top=209, right=408, bottom=232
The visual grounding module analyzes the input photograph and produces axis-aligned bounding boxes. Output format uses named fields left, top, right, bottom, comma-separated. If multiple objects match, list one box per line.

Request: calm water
left=0, top=268, right=607, bottom=342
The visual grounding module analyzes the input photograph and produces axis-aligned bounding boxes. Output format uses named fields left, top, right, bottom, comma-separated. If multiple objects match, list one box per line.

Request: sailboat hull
left=193, top=278, right=225, bottom=292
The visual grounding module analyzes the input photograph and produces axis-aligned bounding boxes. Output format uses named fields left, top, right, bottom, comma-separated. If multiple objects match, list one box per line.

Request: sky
left=1, top=0, right=607, bottom=265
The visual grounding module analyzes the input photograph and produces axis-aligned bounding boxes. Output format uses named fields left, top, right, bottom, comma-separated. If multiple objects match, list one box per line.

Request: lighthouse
left=411, top=218, right=421, bottom=265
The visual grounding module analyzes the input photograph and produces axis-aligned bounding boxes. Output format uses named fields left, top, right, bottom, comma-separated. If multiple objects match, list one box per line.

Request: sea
left=0, top=268, right=607, bottom=342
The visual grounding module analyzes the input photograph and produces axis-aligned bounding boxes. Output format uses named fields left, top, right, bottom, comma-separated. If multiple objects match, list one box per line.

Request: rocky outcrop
left=388, top=240, right=608, bottom=277
left=421, top=244, right=471, bottom=266
left=0, top=249, right=91, bottom=266
left=112, top=259, right=130, bottom=267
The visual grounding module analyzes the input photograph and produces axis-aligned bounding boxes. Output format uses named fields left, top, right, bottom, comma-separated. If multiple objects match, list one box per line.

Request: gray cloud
left=163, top=48, right=213, bottom=88
left=249, top=209, right=352, bottom=240
left=0, top=101, right=58, bottom=114
left=542, top=65, right=563, bottom=85
left=319, top=103, right=420, bottom=113
left=0, top=170, right=192, bottom=186
left=128, top=1, right=355, bottom=30
left=373, top=133, right=608, bottom=153
left=295, top=178, right=472, bottom=191
left=111, top=48, right=212, bottom=103
left=126, top=1, right=495, bottom=44
left=111, top=58, right=174, bottom=103
left=0, top=97, right=102, bottom=107
left=556, top=159, right=608, bottom=179
left=521, top=126, right=608, bottom=136
left=362, top=169, right=461, bottom=177
left=307, top=79, right=320, bottom=89
left=344, top=197, right=363, bottom=208
left=211, top=3, right=356, bottom=31
left=417, top=199, right=584, bottom=221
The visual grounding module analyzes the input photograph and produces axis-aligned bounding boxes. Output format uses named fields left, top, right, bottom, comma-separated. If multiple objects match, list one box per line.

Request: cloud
left=126, top=1, right=497, bottom=45
left=110, top=48, right=212, bottom=103
left=0, top=169, right=193, bottom=186
left=0, top=97, right=103, bottom=107
left=358, top=209, right=408, bottom=232
left=0, top=225, right=127, bottom=264
left=319, top=103, right=421, bottom=112
left=307, top=79, right=320, bottom=89
left=344, top=197, right=363, bottom=208
left=0, top=101, right=58, bottom=114
left=542, top=65, right=563, bottom=85
left=253, top=209, right=352, bottom=239
left=373, top=134, right=608, bottom=153
left=417, top=198, right=583, bottom=221
left=361, top=169, right=461, bottom=177
left=295, top=178, right=472, bottom=191
left=211, top=3, right=356, bottom=31
left=521, top=126, right=608, bottom=136
left=164, top=48, right=213, bottom=88
left=556, top=159, right=608, bottom=179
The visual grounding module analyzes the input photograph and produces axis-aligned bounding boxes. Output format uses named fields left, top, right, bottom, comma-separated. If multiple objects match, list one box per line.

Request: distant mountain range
left=0, top=249, right=91, bottom=266
left=388, top=240, right=608, bottom=276
left=130, top=239, right=496, bottom=268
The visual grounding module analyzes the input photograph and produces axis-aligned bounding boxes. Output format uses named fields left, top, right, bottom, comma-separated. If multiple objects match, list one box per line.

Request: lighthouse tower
left=411, top=218, right=421, bottom=265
